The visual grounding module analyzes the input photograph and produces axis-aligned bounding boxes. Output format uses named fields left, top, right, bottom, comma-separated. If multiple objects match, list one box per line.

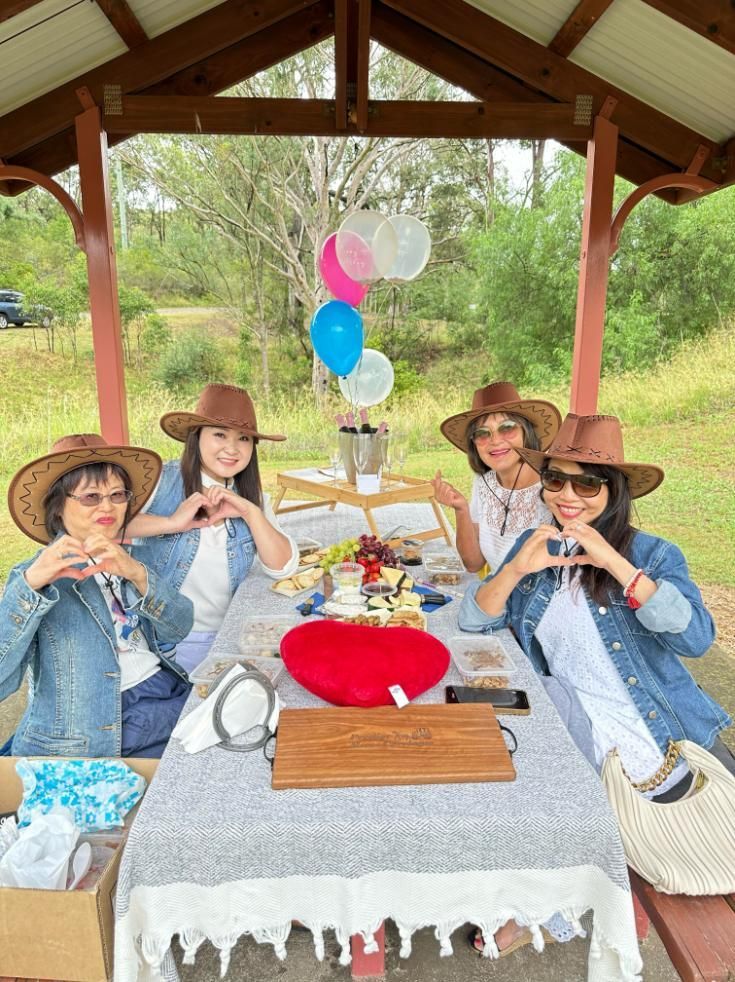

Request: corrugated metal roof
left=461, top=0, right=579, bottom=47
left=129, top=0, right=226, bottom=41
left=571, top=0, right=735, bottom=143
left=0, top=0, right=125, bottom=117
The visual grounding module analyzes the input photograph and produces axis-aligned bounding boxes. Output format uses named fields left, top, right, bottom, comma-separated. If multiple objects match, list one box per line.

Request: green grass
left=1, top=318, right=733, bottom=587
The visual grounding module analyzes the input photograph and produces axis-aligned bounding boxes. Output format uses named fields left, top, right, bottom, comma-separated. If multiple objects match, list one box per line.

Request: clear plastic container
left=238, top=615, right=297, bottom=657
left=398, top=538, right=424, bottom=566
left=424, top=552, right=465, bottom=586
left=296, top=536, right=323, bottom=557
left=190, top=653, right=285, bottom=699
left=448, top=635, right=515, bottom=678
left=330, top=561, right=364, bottom=597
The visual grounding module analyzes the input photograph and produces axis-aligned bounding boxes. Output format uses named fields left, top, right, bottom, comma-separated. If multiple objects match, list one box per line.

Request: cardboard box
left=0, top=756, right=158, bottom=982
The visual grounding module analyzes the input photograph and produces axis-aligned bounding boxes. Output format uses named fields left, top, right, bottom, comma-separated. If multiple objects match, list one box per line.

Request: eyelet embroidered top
left=535, top=566, right=687, bottom=796
left=469, top=471, right=552, bottom=573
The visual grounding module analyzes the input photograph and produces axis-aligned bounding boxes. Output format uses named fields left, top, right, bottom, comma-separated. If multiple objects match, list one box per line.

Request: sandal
left=467, top=925, right=555, bottom=957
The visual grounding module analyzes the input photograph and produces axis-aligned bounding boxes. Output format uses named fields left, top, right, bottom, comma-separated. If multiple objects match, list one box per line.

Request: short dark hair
left=465, top=412, right=540, bottom=475
left=180, top=428, right=263, bottom=508
left=43, top=463, right=133, bottom=538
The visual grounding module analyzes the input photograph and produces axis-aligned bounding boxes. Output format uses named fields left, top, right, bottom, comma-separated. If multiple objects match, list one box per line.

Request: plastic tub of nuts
left=239, top=615, right=299, bottom=657
left=189, top=653, right=285, bottom=699
left=448, top=635, right=515, bottom=680
left=424, top=552, right=465, bottom=586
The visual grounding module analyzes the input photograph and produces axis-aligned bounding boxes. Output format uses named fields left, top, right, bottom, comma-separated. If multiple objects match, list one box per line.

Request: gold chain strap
left=622, top=740, right=682, bottom=793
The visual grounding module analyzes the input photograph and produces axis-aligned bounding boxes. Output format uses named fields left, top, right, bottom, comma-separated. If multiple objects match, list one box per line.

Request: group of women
left=0, top=376, right=732, bottom=951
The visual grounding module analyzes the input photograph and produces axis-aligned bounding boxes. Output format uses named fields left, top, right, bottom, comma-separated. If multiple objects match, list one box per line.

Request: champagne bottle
left=376, top=421, right=388, bottom=435
left=346, top=411, right=358, bottom=434
left=359, top=408, right=372, bottom=434
left=335, top=413, right=349, bottom=432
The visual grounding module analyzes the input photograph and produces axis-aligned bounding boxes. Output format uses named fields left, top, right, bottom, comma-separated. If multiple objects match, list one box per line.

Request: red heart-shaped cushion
left=280, top=620, right=450, bottom=707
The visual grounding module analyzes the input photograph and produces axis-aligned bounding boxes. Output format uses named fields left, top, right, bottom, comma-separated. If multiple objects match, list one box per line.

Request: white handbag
left=601, top=740, right=735, bottom=895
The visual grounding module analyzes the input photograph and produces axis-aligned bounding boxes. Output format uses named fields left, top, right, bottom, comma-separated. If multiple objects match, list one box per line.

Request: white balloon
left=336, top=211, right=398, bottom=283
left=385, top=215, right=432, bottom=281
left=338, top=349, right=395, bottom=407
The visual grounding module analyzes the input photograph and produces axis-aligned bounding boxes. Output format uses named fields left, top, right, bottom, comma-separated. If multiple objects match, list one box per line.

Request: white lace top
left=469, top=471, right=552, bottom=572
left=535, top=566, right=686, bottom=796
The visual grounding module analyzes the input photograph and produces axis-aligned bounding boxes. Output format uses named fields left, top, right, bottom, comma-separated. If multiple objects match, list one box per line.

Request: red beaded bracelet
left=624, top=568, right=644, bottom=610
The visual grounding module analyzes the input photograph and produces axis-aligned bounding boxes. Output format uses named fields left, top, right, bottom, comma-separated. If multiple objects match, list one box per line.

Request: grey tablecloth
left=114, top=503, right=642, bottom=982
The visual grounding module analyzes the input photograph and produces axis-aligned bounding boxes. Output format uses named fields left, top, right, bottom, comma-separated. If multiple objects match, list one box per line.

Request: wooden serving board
left=271, top=704, right=516, bottom=789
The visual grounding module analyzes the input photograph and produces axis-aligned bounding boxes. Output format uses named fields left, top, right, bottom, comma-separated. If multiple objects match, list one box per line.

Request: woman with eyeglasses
left=459, top=413, right=732, bottom=954
left=433, top=382, right=562, bottom=573
left=0, top=434, right=194, bottom=758
left=128, top=384, right=299, bottom=672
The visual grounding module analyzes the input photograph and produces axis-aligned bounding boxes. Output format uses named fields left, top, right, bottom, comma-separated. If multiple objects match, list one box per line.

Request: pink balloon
left=319, top=233, right=370, bottom=306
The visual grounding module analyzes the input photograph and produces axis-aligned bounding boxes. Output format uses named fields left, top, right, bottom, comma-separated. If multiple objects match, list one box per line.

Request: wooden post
left=75, top=105, right=129, bottom=443
left=569, top=113, right=618, bottom=415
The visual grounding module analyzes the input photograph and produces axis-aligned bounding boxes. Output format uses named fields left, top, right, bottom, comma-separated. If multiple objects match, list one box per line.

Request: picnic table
left=113, top=502, right=642, bottom=982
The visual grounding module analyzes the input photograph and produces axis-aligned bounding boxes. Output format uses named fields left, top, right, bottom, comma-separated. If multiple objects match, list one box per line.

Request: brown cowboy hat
left=160, top=383, right=286, bottom=443
left=515, top=413, right=664, bottom=499
left=7, top=434, right=162, bottom=544
left=440, top=381, right=562, bottom=454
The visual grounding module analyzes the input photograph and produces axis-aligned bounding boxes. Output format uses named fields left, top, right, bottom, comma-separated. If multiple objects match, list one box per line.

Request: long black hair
left=542, top=462, right=636, bottom=604
left=180, top=428, right=263, bottom=508
left=465, top=412, right=540, bottom=476
left=43, top=463, right=133, bottom=538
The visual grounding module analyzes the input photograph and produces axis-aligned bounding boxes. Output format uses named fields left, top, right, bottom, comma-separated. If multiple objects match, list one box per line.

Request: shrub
left=154, top=332, right=225, bottom=390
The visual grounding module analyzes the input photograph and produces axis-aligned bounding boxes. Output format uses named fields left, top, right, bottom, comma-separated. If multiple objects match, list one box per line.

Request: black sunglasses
left=540, top=468, right=608, bottom=499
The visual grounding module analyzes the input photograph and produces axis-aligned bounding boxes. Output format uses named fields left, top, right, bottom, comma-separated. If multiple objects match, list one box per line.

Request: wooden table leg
left=363, top=507, right=380, bottom=539
left=351, top=923, right=385, bottom=979
left=429, top=497, right=453, bottom=545
left=272, top=484, right=287, bottom=513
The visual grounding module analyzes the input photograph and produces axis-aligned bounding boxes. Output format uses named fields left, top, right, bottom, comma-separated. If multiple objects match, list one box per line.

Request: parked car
left=0, top=289, right=54, bottom=329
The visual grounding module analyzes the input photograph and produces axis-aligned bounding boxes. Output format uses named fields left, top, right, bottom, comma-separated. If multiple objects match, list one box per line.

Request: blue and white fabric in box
left=16, top=758, right=146, bottom=831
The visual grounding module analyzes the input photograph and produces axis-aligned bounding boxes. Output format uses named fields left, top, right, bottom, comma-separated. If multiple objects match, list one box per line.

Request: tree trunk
left=260, top=323, right=270, bottom=396
left=486, top=139, right=496, bottom=225
left=531, top=140, right=546, bottom=209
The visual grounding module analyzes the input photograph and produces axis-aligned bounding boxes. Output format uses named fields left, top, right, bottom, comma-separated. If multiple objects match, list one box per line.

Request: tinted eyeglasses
left=66, top=489, right=133, bottom=507
left=471, top=420, right=521, bottom=444
left=540, top=468, right=608, bottom=499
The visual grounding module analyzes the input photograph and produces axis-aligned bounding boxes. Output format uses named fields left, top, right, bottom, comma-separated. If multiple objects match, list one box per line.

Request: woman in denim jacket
left=459, top=414, right=732, bottom=954
left=129, top=384, right=299, bottom=671
left=1, top=434, right=193, bottom=758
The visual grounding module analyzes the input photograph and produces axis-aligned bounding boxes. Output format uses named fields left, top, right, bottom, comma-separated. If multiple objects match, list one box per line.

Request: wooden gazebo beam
left=103, top=95, right=593, bottom=140
left=381, top=0, right=725, bottom=185
left=0, top=0, right=322, bottom=160
left=0, top=0, right=43, bottom=24
left=548, top=0, right=616, bottom=58
left=94, top=0, right=147, bottom=50
left=640, top=0, right=735, bottom=56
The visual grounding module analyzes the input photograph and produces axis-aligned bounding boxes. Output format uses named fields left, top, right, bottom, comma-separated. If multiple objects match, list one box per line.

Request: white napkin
left=173, top=664, right=280, bottom=754
left=0, top=808, right=79, bottom=889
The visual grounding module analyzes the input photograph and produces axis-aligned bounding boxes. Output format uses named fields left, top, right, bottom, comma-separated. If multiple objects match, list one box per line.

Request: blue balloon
left=309, top=301, right=364, bottom=376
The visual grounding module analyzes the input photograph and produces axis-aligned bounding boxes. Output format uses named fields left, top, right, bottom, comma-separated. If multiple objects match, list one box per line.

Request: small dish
left=448, top=635, right=515, bottom=678
left=361, top=581, right=397, bottom=599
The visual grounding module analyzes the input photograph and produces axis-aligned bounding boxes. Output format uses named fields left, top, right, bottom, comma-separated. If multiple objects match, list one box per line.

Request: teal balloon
left=310, top=301, right=363, bottom=376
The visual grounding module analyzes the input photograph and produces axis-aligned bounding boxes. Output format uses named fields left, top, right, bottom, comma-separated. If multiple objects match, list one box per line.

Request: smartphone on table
left=445, top=686, right=530, bottom=715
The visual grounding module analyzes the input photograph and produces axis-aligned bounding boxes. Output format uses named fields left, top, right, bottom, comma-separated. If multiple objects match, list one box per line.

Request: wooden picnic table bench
left=631, top=870, right=735, bottom=982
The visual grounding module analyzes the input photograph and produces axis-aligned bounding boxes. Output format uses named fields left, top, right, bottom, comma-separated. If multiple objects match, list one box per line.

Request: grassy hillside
left=1, top=319, right=733, bottom=595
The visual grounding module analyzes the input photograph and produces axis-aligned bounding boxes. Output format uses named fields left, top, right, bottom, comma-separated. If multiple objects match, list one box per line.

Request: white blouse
left=469, top=470, right=552, bottom=572
left=535, top=566, right=686, bottom=796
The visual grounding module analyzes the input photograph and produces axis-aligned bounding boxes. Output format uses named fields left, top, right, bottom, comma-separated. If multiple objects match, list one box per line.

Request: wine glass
left=329, top=443, right=341, bottom=485
left=378, top=434, right=392, bottom=487
left=396, top=441, right=407, bottom=486
left=353, top=433, right=372, bottom=478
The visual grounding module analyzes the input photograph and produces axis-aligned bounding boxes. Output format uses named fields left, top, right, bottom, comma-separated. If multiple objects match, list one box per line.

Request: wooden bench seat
left=630, top=870, right=735, bottom=982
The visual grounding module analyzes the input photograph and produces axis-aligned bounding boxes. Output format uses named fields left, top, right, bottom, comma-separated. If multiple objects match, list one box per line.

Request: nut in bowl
left=271, top=566, right=324, bottom=597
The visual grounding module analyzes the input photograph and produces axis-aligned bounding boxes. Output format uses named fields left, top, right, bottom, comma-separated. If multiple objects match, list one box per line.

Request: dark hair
left=43, top=463, right=133, bottom=538
left=465, top=412, right=540, bottom=476
left=542, top=462, right=635, bottom=605
left=181, top=428, right=263, bottom=508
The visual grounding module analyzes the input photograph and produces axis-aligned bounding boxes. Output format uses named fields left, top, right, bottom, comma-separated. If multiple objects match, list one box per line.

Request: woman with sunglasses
left=459, top=413, right=732, bottom=954
left=434, top=382, right=562, bottom=573
left=128, top=384, right=299, bottom=672
left=0, top=434, right=194, bottom=758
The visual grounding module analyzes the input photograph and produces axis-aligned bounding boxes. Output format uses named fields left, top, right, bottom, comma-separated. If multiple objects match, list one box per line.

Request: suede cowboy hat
left=440, top=381, right=562, bottom=454
left=160, top=383, right=286, bottom=443
left=8, top=434, right=162, bottom=544
left=515, top=413, right=664, bottom=499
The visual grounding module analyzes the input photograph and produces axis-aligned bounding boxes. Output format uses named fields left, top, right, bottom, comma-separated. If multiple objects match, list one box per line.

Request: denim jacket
left=133, top=461, right=257, bottom=596
left=459, top=529, right=730, bottom=753
left=0, top=553, right=193, bottom=757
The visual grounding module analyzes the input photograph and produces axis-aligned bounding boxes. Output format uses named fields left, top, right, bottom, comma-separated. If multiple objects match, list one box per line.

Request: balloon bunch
left=310, top=211, right=431, bottom=405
